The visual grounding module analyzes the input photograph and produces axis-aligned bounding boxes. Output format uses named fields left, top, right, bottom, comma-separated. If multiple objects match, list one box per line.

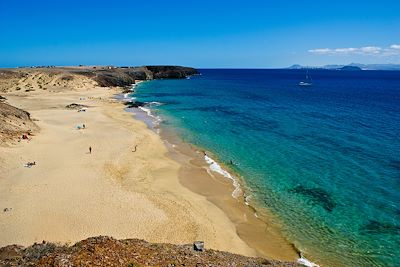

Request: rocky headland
left=0, top=65, right=197, bottom=145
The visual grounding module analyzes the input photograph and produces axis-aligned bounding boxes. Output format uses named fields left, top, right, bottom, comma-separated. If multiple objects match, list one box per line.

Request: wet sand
left=156, top=125, right=299, bottom=260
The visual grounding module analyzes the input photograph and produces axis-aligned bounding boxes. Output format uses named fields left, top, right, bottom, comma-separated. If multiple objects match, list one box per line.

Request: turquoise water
left=133, top=69, right=400, bottom=266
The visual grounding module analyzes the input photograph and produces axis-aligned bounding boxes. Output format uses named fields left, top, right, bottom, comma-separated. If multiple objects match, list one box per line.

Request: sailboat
left=299, top=69, right=313, bottom=87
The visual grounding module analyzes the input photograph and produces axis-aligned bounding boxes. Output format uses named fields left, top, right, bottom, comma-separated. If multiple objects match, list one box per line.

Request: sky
left=0, top=0, right=399, bottom=68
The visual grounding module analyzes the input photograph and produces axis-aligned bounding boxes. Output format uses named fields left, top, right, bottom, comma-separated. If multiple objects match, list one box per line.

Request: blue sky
left=0, top=0, right=399, bottom=68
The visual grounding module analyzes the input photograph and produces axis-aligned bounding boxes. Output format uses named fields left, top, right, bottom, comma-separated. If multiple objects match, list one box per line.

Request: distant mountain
left=347, top=63, right=400, bottom=71
left=287, top=63, right=400, bottom=71
left=339, top=65, right=362, bottom=71
left=287, top=64, right=303, bottom=69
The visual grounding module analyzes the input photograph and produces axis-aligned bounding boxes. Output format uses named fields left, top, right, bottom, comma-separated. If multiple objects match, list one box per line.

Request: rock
left=0, top=245, right=24, bottom=262
left=193, top=241, right=204, bottom=252
left=124, top=101, right=145, bottom=108
left=0, top=236, right=300, bottom=266
left=65, top=103, right=88, bottom=110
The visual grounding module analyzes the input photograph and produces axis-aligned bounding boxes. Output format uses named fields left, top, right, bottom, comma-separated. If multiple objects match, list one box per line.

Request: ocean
left=132, top=69, right=400, bottom=267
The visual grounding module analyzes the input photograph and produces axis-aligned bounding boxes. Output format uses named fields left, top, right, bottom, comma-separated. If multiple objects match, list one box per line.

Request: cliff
left=0, top=66, right=198, bottom=93
left=87, top=66, right=197, bottom=87
left=0, top=236, right=299, bottom=267
left=145, top=66, right=198, bottom=79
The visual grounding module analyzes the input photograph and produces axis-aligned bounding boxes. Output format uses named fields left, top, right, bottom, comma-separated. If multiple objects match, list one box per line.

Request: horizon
left=3, top=63, right=400, bottom=70
left=0, top=0, right=399, bottom=68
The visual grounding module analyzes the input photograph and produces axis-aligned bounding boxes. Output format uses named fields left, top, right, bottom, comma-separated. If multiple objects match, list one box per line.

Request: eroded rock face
left=85, top=66, right=198, bottom=87
left=0, top=102, right=39, bottom=146
left=0, top=236, right=299, bottom=267
left=145, top=66, right=198, bottom=79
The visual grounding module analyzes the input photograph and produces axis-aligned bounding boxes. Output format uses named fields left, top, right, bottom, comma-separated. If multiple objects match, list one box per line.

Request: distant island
left=338, top=66, right=362, bottom=71
left=287, top=63, right=400, bottom=71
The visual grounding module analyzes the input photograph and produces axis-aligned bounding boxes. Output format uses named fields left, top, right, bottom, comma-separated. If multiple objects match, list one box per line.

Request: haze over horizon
left=0, top=0, right=399, bottom=68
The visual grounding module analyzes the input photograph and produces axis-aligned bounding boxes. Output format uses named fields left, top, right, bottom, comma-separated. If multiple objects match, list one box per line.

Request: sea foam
left=138, top=106, right=162, bottom=126
left=297, top=254, right=320, bottom=267
left=204, top=155, right=242, bottom=198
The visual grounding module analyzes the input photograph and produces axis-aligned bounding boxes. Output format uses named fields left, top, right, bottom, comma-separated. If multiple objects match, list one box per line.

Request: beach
left=0, top=69, right=298, bottom=263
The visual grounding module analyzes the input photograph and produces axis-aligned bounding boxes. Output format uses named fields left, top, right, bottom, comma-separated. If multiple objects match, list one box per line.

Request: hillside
left=0, top=236, right=300, bottom=267
left=0, top=99, right=38, bottom=146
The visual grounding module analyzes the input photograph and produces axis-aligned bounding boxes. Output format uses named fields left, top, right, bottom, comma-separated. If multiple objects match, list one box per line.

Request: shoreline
left=0, top=70, right=301, bottom=265
left=0, top=86, right=251, bottom=255
left=123, top=83, right=319, bottom=265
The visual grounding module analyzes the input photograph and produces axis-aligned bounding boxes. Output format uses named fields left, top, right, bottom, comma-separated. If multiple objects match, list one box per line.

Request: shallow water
left=133, top=69, right=400, bottom=266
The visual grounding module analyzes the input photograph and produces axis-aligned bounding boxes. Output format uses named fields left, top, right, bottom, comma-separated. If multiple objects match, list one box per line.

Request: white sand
left=0, top=85, right=254, bottom=256
left=0, top=71, right=298, bottom=262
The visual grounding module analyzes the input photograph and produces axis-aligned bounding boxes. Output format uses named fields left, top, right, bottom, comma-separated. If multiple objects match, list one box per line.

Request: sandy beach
left=0, top=69, right=298, bottom=262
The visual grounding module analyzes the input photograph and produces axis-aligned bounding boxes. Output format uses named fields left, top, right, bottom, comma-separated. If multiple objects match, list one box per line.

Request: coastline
left=115, top=67, right=400, bottom=267
left=123, top=83, right=315, bottom=264
left=0, top=85, right=249, bottom=253
left=0, top=72, right=300, bottom=265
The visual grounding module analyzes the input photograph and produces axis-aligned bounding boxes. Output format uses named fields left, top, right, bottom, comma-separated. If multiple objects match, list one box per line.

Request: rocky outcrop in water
left=0, top=236, right=299, bottom=267
left=124, top=100, right=146, bottom=108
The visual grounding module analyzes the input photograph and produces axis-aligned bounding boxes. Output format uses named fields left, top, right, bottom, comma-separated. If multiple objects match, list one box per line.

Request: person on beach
left=89, top=146, right=92, bottom=154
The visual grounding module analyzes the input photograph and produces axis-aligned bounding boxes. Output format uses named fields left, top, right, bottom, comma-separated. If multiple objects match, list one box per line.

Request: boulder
left=193, top=241, right=204, bottom=252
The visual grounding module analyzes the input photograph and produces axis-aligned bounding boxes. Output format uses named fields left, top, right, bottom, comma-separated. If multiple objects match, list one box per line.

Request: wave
left=145, top=101, right=163, bottom=107
left=123, top=82, right=145, bottom=100
left=123, top=89, right=136, bottom=102
left=138, top=106, right=162, bottom=127
left=297, top=254, right=320, bottom=267
left=244, top=193, right=252, bottom=206
left=204, top=154, right=242, bottom=198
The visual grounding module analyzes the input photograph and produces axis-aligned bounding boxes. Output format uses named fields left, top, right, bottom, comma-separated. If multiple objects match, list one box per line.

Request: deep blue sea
left=133, top=69, right=400, bottom=267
